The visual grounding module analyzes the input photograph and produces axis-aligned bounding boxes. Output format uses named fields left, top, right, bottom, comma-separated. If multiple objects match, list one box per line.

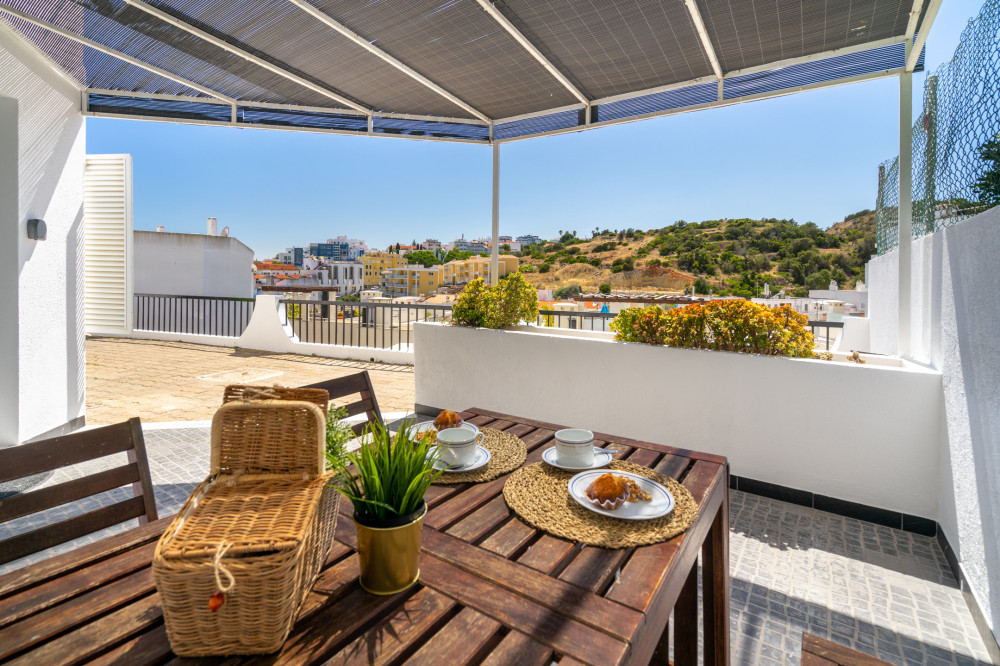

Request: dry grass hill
left=516, top=210, right=876, bottom=298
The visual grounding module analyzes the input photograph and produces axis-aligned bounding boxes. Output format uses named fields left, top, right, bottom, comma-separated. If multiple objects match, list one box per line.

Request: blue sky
left=87, top=0, right=983, bottom=259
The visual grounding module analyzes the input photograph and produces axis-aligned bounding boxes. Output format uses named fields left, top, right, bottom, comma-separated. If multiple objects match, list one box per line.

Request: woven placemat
left=432, top=428, right=527, bottom=485
left=503, top=461, right=698, bottom=548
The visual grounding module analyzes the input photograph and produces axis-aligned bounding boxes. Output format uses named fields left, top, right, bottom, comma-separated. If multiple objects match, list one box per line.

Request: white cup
left=436, top=428, right=484, bottom=467
left=555, top=429, right=595, bottom=466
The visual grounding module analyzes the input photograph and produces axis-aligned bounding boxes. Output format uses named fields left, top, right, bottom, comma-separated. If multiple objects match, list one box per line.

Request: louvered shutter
left=84, top=154, right=133, bottom=334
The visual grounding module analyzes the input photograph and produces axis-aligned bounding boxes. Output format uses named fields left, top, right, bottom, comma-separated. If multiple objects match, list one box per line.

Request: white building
left=447, top=238, right=488, bottom=253
left=327, top=261, right=364, bottom=296
left=134, top=229, right=254, bottom=298
left=422, top=238, right=442, bottom=252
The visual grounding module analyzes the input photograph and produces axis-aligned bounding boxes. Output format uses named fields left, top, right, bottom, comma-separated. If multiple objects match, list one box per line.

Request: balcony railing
left=133, top=294, right=255, bottom=337
left=282, top=300, right=451, bottom=348
left=536, top=310, right=615, bottom=331
left=808, top=320, right=844, bottom=350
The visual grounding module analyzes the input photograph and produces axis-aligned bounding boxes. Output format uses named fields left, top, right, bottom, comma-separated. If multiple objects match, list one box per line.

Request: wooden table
left=0, top=408, right=730, bottom=665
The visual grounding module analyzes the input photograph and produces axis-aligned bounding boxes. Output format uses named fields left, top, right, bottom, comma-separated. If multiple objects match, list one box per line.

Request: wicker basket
left=153, top=386, right=339, bottom=656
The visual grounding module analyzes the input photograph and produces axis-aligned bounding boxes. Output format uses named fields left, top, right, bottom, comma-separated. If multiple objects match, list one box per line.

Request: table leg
left=674, top=563, right=699, bottom=665
left=652, top=619, right=670, bottom=663
left=702, top=475, right=730, bottom=665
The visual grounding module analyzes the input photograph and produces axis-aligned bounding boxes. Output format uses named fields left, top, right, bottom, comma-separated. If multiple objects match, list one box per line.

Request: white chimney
left=155, top=225, right=165, bottom=232
left=207, top=217, right=218, bottom=236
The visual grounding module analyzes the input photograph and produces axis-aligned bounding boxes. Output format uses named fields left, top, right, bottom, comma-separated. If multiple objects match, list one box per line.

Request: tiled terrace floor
left=86, top=337, right=415, bottom=424
left=2, top=424, right=992, bottom=665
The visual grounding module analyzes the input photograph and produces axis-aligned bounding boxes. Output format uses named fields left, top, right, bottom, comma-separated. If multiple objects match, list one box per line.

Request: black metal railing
left=536, top=310, right=616, bottom=331
left=281, top=300, right=452, bottom=349
left=808, top=320, right=845, bottom=350
left=134, top=294, right=255, bottom=337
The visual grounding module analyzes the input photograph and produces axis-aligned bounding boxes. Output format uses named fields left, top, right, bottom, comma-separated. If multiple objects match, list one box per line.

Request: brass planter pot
left=354, top=502, right=427, bottom=595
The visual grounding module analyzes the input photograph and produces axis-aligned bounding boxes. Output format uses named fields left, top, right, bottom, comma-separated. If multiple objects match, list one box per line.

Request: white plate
left=568, top=470, right=675, bottom=521
left=412, top=421, right=480, bottom=440
left=542, top=446, right=613, bottom=471
left=430, top=445, right=491, bottom=473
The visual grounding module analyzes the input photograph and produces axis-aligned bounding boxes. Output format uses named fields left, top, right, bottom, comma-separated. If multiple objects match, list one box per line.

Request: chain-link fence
left=876, top=0, right=1000, bottom=254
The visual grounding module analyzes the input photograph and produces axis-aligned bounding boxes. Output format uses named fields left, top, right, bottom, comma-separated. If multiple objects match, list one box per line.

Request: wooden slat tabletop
left=0, top=408, right=730, bottom=665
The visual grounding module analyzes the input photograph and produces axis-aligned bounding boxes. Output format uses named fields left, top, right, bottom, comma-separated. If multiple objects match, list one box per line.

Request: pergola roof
left=1, top=0, right=931, bottom=143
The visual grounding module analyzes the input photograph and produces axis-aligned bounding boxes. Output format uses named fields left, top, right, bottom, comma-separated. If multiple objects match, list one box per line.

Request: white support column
left=491, top=142, right=500, bottom=285
left=898, top=39, right=914, bottom=358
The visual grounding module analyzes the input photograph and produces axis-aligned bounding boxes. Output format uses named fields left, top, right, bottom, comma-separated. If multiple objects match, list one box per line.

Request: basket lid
left=211, top=399, right=326, bottom=476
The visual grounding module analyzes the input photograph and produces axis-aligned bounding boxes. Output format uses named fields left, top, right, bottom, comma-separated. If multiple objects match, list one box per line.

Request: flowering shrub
left=451, top=273, right=539, bottom=329
left=610, top=300, right=814, bottom=358
left=608, top=305, right=671, bottom=344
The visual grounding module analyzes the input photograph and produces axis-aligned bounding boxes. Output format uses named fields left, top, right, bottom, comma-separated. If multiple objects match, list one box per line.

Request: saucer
left=430, top=445, right=491, bottom=473
left=542, top=446, right=614, bottom=471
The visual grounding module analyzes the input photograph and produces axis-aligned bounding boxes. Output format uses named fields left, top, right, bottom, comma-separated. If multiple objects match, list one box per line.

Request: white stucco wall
left=1, top=25, right=86, bottom=444
left=415, top=322, right=942, bottom=517
left=134, top=231, right=253, bottom=298
left=867, top=206, right=1000, bottom=644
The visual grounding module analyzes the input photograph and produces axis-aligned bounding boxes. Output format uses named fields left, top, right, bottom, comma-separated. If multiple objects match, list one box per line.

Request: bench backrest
left=300, top=371, right=383, bottom=436
left=0, top=418, right=158, bottom=566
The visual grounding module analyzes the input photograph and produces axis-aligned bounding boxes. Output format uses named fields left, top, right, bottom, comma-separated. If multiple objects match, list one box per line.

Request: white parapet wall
left=867, top=204, right=1000, bottom=647
left=415, top=321, right=942, bottom=518
left=237, top=295, right=414, bottom=365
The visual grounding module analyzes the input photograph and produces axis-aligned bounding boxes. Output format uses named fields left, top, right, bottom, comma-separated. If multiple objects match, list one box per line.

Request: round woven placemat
left=503, top=461, right=698, bottom=548
left=432, top=428, right=527, bottom=485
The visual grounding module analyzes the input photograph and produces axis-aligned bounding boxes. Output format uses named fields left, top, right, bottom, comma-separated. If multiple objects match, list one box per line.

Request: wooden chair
left=0, top=418, right=158, bottom=566
left=300, top=371, right=384, bottom=436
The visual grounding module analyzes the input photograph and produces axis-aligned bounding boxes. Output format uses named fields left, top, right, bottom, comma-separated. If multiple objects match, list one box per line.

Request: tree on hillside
left=553, top=284, right=582, bottom=300
left=500, top=243, right=511, bottom=253
left=407, top=250, right=440, bottom=268
left=972, top=135, right=1000, bottom=208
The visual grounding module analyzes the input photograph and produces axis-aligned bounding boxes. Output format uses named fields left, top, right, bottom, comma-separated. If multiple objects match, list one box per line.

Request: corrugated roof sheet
left=1, top=0, right=927, bottom=142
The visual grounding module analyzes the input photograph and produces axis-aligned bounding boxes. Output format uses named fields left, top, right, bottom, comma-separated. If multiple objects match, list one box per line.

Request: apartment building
left=361, top=252, right=408, bottom=287
left=380, top=265, right=444, bottom=298
left=441, top=255, right=519, bottom=285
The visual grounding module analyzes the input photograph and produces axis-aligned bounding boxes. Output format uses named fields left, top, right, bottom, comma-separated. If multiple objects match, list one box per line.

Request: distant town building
left=448, top=238, right=488, bottom=253
left=380, top=264, right=444, bottom=298
left=361, top=251, right=408, bottom=287
left=442, top=255, right=518, bottom=284
left=516, top=235, right=542, bottom=246
left=422, top=238, right=442, bottom=252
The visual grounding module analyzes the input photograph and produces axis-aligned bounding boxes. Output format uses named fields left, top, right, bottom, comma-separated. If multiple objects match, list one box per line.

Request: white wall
left=1, top=24, right=86, bottom=444
left=868, top=206, right=1000, bottom=645
left=134, top=231, right=253, bottom=298
left=415, top=322, right=942, bottom=517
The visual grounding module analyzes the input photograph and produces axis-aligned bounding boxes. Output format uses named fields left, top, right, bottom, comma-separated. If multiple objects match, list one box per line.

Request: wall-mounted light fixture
left=27, top=219, right=46, bottom=240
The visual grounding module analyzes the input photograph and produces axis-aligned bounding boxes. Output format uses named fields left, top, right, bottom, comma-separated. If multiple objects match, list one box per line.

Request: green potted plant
left=329, top=419, right=442, bottom=595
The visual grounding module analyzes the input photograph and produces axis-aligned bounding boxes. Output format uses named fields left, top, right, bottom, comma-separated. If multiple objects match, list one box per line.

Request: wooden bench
left=300, top=370, right=383, bottom=435
left=802, top=633, right=891, bottom=665
left=0, top=418, right=158, bottom=566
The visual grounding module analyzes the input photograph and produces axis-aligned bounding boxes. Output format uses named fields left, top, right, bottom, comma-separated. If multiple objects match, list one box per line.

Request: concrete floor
left=85, top=337, right=416, bottom=424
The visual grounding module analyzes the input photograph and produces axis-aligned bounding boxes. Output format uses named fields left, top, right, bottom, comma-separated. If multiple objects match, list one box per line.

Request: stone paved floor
left=1, top=425, right=992, bottom=665
left=86, top=337, right=416, bottom=425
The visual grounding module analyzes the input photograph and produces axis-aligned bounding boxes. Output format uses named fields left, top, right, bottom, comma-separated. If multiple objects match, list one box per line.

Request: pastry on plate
left=433, top=410, right=463, bottom=430
left=585, top=473, right=652, bottom=510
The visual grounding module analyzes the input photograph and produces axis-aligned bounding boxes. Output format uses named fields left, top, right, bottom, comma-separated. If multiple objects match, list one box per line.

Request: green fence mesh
left=875, top=0, right=1000, bottom=254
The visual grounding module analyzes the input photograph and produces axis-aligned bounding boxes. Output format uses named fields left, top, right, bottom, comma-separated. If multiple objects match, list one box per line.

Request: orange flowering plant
left=611, top=301, right=814, bottom=357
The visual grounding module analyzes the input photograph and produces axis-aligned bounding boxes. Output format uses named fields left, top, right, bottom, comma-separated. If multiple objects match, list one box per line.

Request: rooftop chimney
left=155, top=225, right=165, bottom=232
left=207, top=217, right=218, bottom=236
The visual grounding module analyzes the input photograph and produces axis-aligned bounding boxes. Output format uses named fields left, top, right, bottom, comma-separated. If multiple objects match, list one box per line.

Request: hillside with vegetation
left=516, top=210, right=876, bottom=298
